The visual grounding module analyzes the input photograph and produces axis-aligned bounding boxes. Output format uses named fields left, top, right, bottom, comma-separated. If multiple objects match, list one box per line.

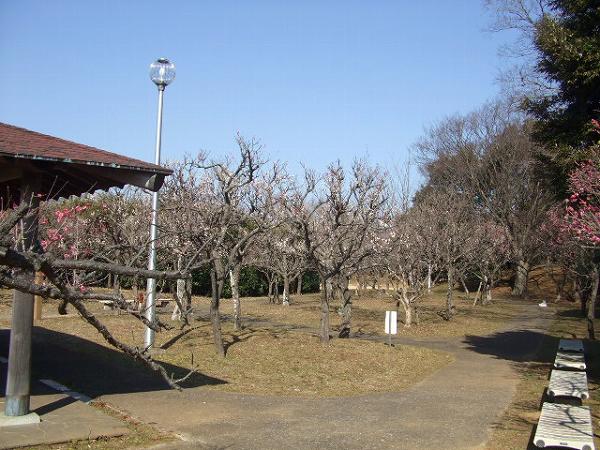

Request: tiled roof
left=0, top=122, right=173, bottom=206
left=0, top=122, right=171, bottom=175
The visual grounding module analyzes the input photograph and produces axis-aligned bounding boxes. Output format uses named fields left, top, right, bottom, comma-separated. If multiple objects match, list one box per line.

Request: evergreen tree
left=527, top=0, right=600, bottom=185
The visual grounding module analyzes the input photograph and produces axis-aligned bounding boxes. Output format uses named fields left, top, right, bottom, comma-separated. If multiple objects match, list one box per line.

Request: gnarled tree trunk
left=427, top=263, right=432, bottom=293
left=267, top=273, right=274, bottom=303
left=461, top=278, right=470, bottom=298
left=483, top=275, right=492, bottom=305
left=446, top=264, right=455, bottom=319
left=296, top=273, right=303, bottom=296
left=512, top=258, right=529, bottom=297
left=472, top=281, right=483, bottom=307
left=398, top=287, right=414, bottom=327
left=320, top=275, right=331, bottom=344
left=185, top=277, right=192, bottom=314
left=273, top=277, right=280, bottom=304
left=230, top=265, right=242, bottom=329
left=172, top=278, right=186, bottom=321
left=587, top=267, right=598, bottom=340
left=210, top=258, right=225, bottom=357
left=338, top=275, right=352, bottom=338
left=282, top=274, right=290, bottom=306
left=172, top=255, right=185, bottom=321
left=326, top=279, right=334, bottom=301
left=355, top=275, right=363, bottom=298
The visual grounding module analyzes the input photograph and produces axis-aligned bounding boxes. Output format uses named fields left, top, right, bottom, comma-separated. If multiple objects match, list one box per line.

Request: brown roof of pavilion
left=0, top=122, right=173, bottom=206
left=0, top=122, right=171, bottom=175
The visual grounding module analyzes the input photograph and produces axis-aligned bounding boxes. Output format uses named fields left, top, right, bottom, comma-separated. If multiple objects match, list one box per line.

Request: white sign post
left=385, top=310, right=397, bottom=347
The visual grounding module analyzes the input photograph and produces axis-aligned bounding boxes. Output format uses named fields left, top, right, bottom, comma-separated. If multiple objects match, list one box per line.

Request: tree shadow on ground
left=223, top=328, right=260, bottom=357
left=160, top=327, right=195, bottom=350
left=0, top=327, right=226, bottom=399
left=555, top=308, right=588, bottom=319
left=463, top=329, right=559, bottom=364
left=222, top=326, right=292, bottom=356
left=464, top=327, right=600, bottom=378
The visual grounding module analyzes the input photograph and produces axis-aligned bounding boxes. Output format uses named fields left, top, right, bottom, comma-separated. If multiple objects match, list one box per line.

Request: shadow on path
left=463, top=330, right=558, bottom=365
left=463, top=325, right=600, bottom=382
left=0, top=327, right=226, bottom=399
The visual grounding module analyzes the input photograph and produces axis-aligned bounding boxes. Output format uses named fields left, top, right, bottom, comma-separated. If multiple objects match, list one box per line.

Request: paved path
left=0, top=365, right=129, bottom=449
left=101, top=303, right=554, bottom=450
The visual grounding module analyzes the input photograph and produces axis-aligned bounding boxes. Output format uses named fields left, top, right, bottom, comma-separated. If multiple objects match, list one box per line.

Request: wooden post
left=5, top=180, right=39, bottom=416
left=33, top=272, right=43, bottom=324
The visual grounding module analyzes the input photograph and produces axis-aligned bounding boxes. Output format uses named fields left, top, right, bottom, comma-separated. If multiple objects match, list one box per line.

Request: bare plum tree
left=286, top=160, right=389, bottom=342
left=162, top=136, right=286, bottom=356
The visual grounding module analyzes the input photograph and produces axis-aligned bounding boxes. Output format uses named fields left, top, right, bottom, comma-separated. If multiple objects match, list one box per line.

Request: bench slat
left=548, top=370, right=589, bottom=400
left=555, top=351, right=586, bottom=371
left=559, top=339, right=585, bottom=353
left=534, top=403, right=595, bottom=450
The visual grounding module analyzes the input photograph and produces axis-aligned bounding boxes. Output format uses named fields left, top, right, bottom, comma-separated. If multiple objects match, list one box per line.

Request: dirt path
left=100, top=303, right=554, bottom=450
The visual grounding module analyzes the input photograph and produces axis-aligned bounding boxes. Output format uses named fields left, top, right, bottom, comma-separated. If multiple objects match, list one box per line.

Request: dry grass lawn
left=216, top=284, right=530, bottom=338
left=11, top=312, right=453, bottom=398
left=157, top=327, right=453, bottom=396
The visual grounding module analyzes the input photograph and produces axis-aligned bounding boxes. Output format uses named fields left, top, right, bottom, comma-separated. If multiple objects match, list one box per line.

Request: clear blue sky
left=0, top=1, right=514, bottom=180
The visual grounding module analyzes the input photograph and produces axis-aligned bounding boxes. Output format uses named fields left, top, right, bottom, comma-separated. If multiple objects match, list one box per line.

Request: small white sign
left=385, top=310, right=397, bottom=335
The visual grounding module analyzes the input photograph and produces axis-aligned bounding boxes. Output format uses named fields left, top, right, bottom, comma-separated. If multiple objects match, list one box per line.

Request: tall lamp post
left=144, top=58, right=175, bottom=349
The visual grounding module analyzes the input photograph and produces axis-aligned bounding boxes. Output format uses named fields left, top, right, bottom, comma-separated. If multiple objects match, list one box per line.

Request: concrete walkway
left=0, top=378, right=129, bottom=449
left=100, top=304, right=554, bottom=450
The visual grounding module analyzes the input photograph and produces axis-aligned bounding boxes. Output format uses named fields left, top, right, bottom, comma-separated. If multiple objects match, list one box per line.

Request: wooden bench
left=554, top=351, right=586, bottom=371
left=548, top=370, right=589, bottom=400
left=534, top=402, right=595, bottom=450
left=99, top=298, right=172, bottom=311
left=100, top=299, right=140, bottom=312
left=99, top=300, right=115, bottom=310
left=559, top=339, right=584, bottom=353
left=156, top=298, right=172, bottom=309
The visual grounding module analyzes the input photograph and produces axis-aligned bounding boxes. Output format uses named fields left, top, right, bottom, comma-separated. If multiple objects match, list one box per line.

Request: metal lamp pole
left=144, top=58, right=175, bottom=349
